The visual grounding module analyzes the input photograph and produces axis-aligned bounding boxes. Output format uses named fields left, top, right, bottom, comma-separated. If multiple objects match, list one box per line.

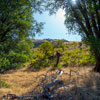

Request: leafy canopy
left=0, top=0, right=44, bottom=42
left=0, top=0, right=45, bottom=71
left=45, top=0, right=100, bottom=72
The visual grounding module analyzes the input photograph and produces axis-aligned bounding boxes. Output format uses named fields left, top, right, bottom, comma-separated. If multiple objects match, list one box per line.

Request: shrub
left=31, top=42, right=54, bottom=69
left=0, top=39, right=34, bottom=71
left=62, top=48, right=96, bottom=66
left=0, top=57, right=11, bottom=71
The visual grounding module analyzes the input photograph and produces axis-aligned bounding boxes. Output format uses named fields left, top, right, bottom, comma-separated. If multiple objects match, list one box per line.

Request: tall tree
left=0, top=0, right=45, bottom=71
left=0, top=0, right=44, bottom=42
left=45, top=0, right=100, bottom=72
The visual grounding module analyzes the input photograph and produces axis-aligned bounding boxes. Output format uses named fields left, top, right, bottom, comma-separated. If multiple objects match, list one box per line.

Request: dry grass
left=0, top=66, right=100, bottom=100
left=0, top=67, right=51, bottom=98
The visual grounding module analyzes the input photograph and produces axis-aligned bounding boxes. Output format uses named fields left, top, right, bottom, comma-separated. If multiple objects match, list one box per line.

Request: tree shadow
left=1, top=68, right=100, bottom=100
left=20, top=70, right=100, bottom=100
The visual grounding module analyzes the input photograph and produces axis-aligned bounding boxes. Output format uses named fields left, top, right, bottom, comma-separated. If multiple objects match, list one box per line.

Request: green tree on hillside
left=53, top=40, right=66, bottom=67
left=53, top=40, right=66, bottom=51
left=32, top=41, right=53, bottom=68
left=45, top=0, right=100, bottom=72
left=39, top=41, right=53, bottom=56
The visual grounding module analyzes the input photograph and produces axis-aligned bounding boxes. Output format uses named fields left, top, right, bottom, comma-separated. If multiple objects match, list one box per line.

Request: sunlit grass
left=0, top=67, right=100, bottom=99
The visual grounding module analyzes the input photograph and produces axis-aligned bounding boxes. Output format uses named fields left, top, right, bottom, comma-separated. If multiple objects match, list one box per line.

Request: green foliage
left=84, top=36, right=100, bottom=55
left=54, top=48, right=63, bottom=54
left=62, top=48, right=96, bottom=67
left=31, top=40, right=67, bottom=69
left=45, top=0, right=100, bottom=72
left=31, top=41, right=96, bottom=69
left=39, top=41, right=53, bottom=56
left=53, top=40, right=66, bottom=51
left=0, top=39, right=34, bottom=71
left=0, top=0, right=44, bottom=42
left=31, top=41, right=54, bottom=69
left=0, top=0, right=44, bottom=71
left=0, top=57, right=10, bottom=71
left=0, top=80, right=12, bottom=88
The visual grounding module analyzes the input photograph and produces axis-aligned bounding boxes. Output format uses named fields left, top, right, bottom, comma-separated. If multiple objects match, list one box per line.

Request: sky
left=34, top=9, right=81, bottom=41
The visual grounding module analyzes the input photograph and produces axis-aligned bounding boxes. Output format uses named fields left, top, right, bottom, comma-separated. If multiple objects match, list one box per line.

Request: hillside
left=0, top=66, right=100, bottom=100
left=0, top=41, right=98, bottom=100
left=32, top=39, right=68, bottom=48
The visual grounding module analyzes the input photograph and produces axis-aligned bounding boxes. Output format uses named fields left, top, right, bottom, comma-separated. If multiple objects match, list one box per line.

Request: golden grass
left=0, top=67, right=51, bottom=98
left=0, top=66, right=100, bottom=100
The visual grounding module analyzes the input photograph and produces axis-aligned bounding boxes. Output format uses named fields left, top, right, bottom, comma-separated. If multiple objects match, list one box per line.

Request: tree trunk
left=55, top=52, right=61, bottom=67
left=93, top=56, right=100, bottom=72
left=93, top=49, right=100, bottom=72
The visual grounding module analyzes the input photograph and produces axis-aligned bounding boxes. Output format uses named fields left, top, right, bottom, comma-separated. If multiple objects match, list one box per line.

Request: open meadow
left=0, top=41, right=100, bottom=100
left=0, top=66, right=100, bottom=100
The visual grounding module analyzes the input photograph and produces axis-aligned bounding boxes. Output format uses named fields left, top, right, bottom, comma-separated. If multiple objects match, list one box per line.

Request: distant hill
left=32, top=39, right=68, bottom=48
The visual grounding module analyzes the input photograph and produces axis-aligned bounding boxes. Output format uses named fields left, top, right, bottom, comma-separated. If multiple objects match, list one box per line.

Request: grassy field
left=0, top=66, right=100, bottom=100
left=0, top=41, right=100, bottom=100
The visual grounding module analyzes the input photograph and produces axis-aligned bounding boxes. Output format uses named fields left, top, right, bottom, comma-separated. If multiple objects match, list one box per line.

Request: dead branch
left=2, top=69, right=99, bottom=100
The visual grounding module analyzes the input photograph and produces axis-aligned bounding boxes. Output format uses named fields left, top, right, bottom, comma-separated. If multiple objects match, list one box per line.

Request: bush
left=32, top=41, right=95, bottom=69
left=0, top=57, right=11, bottom=71
left=0, top=39, right=34, bottom=71
left=0, top=51, right=30, bottom=71
left=62, top=48, right=96, bottom=66
left=31, top=42, right=54, bottom=69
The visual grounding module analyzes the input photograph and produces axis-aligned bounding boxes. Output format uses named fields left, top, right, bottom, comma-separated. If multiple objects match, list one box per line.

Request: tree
left=53, top=40, right=66, bottom=51
left=53, top=40, right=65, bottom=67
left=0, top=0, right=44, bottom=71
left=0, top=38, right=34, bottom=71
left=45, top=0, right=100, bottom=72
left=39, top=41, right=53, bottom=56
left=0, top=0, right=44, bottom=42
left=31, top=41, right=53, bottom=68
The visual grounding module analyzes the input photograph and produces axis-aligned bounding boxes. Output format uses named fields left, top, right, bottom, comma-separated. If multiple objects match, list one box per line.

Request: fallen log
left=2, top=79, right=63, bottom=100
left=43, top=79, right=63, bottom=99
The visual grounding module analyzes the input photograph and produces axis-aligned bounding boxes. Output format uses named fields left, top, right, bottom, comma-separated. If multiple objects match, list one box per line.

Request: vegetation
left=0, top=1, right=100, bottom=100
left=0, top=36, right=96, bottom=72
left=62, top=48, right=95, bottom=66
left=0, top=0, right=98, bottom=72
left=0, top=0, right=44, bottom=42
left=0, top=39, right=34, bottom=71
left=30, top=41, right=95, bottom=69
left=31, top=41, right=54, bottom=69
left=0, top=67, right=100, bottom=99
left=45, top=0, right=100, bottom=72
left=0, top=80, right=12, bottom=88
left=0, top=1, right=100, bottom=99
left=0, top=0, right=44, bottom=72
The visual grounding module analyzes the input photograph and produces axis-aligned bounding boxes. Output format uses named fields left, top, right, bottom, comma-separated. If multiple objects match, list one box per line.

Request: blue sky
left=34, top=9, right=81, bottom=41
